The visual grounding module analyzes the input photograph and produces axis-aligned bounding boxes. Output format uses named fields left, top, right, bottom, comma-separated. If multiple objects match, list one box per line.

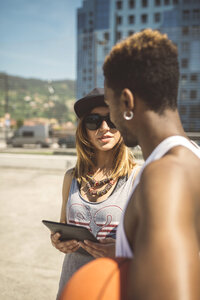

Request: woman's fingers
left=79, top=239, right=116, bottom=258
left=59, top=243, right=80, bottom=253
left=50, top=233, right=79, bottom=253
left=99, top=237, right=115, bottom=244
left=79, top=242, right=104, bottom=258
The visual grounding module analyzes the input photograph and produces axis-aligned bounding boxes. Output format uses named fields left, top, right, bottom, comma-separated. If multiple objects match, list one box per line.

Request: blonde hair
left=73, top=117, right=136, bottom=183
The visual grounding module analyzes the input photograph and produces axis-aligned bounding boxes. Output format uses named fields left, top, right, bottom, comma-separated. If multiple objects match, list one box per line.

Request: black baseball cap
left=74, top=88, right=108, bottom=118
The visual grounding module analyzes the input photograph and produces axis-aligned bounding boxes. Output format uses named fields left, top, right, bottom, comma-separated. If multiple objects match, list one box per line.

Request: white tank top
left=116, top=136, right=200, bottom=258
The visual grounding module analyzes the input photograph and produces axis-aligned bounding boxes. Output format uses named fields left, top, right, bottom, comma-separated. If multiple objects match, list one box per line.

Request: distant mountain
left=0, top=73, right=76, bottom=123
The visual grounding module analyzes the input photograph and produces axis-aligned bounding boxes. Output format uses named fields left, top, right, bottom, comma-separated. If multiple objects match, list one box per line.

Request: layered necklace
left=85, top=174, right=116, bottom=197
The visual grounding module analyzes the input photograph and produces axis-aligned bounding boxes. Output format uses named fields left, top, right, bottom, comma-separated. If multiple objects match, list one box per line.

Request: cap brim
left=74, top=95, right=107, bottom=118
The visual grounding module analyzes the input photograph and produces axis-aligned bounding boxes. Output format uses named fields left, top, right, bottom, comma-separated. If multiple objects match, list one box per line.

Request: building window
left=116, top=1, right=122, bottom=9
left=116, top=15, right=122, bottom=25
left=129, top=15, right=135, bottom=24
left=180, top=90, right=187, bottom=101
left=141, top=14, right=148, bottom=23
left=181, top=74, right=187, bottom=85
left=154, top=12, right=161, bottom=22
left=190, top=105, right=200, bottom=119
left=190, top=90, right=197, bottom=99
left=179, top=105, right=186, bottom=115
left=129, top=0, right=135, bottom=8
left=191, top=25, right=200, bottom=37
left=191, top=74, right=198, bottom=82
left=181, top=58, right=188, bottom=68
left=155, top=0, right=161, bottom=6
left=173, top=0, right=179, bottom=4
left=104, top=47, right=109, bottom=55
left=182, top=42, right=189, bottom=52
left=182, top=10, right=190, bottom=21
left=164, top=0, right=170, bottom=5
left=116, top=31, right=122, bottom=40
left=182, top=26, right=189, bottom=35
left=193, top=9, right=200, bottom=20
left=142, top=0, right=148, bottom=7
left=128, top=30, right=135, bottom=36
left=104, top=32, right=109, bottom=41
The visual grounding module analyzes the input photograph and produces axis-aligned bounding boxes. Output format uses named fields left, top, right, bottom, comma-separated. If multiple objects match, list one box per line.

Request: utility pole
left=5, top=74, right=9, bottom=115
left=4, top=74, right=9, bottom=142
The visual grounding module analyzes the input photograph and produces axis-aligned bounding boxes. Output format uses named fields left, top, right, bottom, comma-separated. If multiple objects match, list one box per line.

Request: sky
left=0, top=0, right=82, bottom=80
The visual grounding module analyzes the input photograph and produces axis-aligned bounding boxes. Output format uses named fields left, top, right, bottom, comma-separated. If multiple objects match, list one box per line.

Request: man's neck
left=137, top=109, right=187, bottom=160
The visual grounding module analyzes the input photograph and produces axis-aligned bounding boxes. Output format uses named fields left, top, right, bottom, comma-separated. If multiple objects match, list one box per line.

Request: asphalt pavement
left=0, top=166, right=68, bottom=300
left=0, top=148, right=143, bottom=300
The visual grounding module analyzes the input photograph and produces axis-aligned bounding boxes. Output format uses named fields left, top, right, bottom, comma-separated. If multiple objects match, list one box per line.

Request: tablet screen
left=42, top=220, right=98, bottom=243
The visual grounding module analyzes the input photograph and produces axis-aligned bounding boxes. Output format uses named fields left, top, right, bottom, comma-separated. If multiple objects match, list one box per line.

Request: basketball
left=59, top=257, right=130, bottom=300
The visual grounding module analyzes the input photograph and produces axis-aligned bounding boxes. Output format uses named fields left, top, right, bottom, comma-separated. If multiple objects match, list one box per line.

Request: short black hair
left=103, top=29, right=179, bottom=113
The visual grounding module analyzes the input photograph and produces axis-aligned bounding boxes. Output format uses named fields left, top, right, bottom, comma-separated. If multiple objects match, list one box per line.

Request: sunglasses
left=84, top=114, right=116, bottom=130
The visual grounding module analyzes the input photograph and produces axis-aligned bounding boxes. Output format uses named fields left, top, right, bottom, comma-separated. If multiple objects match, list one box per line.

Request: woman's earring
left=123, top=111, right=134, bottom=120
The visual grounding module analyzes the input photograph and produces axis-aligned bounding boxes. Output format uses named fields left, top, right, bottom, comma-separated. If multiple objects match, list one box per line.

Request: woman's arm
left=60, top=168, right=74, bottom=223
left=51, top=169, right=80, bottom=253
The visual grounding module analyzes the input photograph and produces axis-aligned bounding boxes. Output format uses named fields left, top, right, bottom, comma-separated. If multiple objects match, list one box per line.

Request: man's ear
left=121, top=88, right=134, bottom=111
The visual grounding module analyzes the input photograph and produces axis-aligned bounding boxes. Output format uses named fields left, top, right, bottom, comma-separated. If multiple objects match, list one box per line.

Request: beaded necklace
left=85, top=174, right=116, bottom=197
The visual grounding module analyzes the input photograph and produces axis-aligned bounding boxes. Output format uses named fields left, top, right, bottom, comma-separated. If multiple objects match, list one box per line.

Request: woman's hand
left=51, top=232, right=80, bottom=254
left=79, top=238, right=116, bottom=258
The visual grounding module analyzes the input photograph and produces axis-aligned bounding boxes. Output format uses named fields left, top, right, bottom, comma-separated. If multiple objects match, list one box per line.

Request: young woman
left=51, top=88, right=139, bottom=299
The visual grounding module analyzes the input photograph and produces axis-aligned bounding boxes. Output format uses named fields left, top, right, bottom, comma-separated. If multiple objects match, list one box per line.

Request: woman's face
left=85, top=106, right=121, bottom=152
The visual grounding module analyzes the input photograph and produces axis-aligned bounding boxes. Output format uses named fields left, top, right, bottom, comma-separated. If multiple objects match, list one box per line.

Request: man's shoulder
left=141, top=146, right=200, bottom=184
left=141, top=154, right=185, bottom=184
left=137, top=155, right=193, bottom=210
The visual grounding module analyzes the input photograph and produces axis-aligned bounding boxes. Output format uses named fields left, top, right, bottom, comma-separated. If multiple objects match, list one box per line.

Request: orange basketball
left=59, top=257, right=130, bottom=300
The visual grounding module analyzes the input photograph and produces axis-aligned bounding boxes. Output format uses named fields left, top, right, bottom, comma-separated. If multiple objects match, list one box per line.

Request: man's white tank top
left=116, top=135, right=200, bottom=258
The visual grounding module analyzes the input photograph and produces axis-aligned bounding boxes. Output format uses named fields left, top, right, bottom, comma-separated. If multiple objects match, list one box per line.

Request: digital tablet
left=42, top=220, right=98, bottom=243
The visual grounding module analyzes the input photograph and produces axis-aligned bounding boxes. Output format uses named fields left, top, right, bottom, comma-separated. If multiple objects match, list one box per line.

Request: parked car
left=58, top=135, right=76, bottom=148
left=7, top=124, right=53, bottom=147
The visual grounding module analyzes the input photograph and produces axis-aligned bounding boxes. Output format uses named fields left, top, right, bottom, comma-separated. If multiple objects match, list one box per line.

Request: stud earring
left=123, top=111, right=134, bottom=120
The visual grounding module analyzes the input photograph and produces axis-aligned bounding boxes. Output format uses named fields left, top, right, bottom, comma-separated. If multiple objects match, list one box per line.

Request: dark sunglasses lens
left=106, top=118, right=116, bottom=129
left=85, top=114, right=116, bottom=130
left=85, top=115, right=100, bottom=130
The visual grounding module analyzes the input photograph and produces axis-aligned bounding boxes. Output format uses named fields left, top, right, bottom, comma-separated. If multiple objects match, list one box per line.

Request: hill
left=0, top=73, right=76, bottom=124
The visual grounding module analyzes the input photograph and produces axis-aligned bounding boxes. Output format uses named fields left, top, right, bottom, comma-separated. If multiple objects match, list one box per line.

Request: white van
left=7, top=124, right=53, bottom=147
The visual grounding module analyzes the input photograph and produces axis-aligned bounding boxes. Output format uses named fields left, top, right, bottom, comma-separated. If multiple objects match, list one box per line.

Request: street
left=0, top=166, right=67, bottom=300
left=0, top=151, right=143, bottom=300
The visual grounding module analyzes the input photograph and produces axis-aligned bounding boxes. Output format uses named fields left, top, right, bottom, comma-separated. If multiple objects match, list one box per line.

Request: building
left=76, top=0, right=200, bottom=131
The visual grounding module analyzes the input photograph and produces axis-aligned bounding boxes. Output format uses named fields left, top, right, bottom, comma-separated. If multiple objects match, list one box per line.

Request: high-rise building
left=77, top=0, right=200, bottom=132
